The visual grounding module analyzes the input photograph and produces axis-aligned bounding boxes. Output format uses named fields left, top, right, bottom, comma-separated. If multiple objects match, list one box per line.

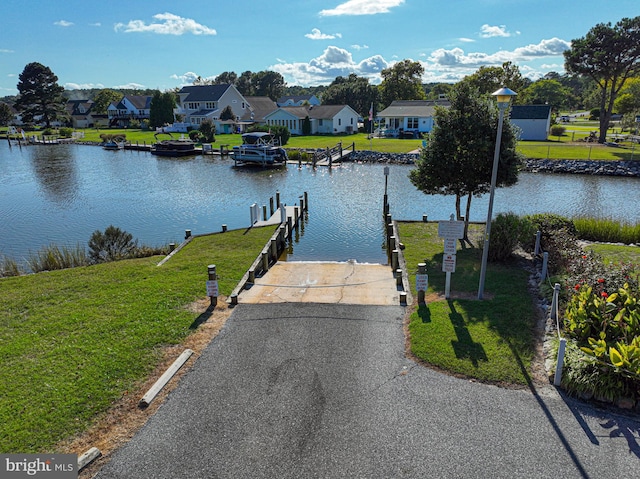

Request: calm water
left=1, top=141, right=638, bottom=265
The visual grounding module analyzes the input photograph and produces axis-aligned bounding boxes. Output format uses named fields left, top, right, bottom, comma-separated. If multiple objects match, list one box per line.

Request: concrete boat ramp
left=238, top=260, right=401, bottom=305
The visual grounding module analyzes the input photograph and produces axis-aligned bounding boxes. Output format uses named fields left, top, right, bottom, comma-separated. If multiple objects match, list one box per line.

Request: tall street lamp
left=478, top=87, right=517, bottom=300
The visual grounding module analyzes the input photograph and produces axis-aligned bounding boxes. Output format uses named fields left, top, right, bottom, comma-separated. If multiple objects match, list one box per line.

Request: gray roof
left=274, top=104, right=353, bottom=120
left=510, top=105, right=552, bottom=120
left=242, top=96, right=278, bottom=121
left=126, top=95, right=152, bottom=110
left=179, top=84, right=232, bottom=102
left=378, top=100, right=450, bottom=118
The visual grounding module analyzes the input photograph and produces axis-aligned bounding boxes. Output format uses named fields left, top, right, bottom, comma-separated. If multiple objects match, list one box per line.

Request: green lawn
left=398, top=222, right=537, bottom=385
left=0, top=226, right=274, bottom=453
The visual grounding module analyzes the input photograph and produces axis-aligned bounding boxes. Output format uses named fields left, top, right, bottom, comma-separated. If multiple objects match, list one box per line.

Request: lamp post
left=478, top=87, right=517, bottom=300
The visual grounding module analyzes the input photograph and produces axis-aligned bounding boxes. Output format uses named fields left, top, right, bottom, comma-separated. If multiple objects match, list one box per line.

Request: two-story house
left=107, top=95, right=152, bottom=127
left=177, top=84, right=252, bottom=134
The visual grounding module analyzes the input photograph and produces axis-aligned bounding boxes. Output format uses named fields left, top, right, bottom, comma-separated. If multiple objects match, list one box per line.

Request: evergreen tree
left=15, top=62, right=67, bottom=127
left=149, top=91, right=176, bottom=128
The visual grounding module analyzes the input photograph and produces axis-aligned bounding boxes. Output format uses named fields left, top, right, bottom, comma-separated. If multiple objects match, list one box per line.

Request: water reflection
left=29, top=145, right=78, bottom=206
left=0, top=141, right=638, bottom=264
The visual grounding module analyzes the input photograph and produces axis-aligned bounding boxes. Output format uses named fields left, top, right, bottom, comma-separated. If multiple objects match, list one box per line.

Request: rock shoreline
left=345, top=151, right=640, bottom=177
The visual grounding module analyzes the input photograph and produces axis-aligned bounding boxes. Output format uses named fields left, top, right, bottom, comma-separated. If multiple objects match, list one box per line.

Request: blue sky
left=1, top=0, right=638, bottom=95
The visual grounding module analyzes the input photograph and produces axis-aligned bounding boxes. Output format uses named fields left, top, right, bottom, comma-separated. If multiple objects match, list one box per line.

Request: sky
left=1, top=0, right=639, bottom=96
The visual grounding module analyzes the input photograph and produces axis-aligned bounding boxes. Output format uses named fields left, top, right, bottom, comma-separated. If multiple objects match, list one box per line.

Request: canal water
left=1, top=141, right=638, bottom=265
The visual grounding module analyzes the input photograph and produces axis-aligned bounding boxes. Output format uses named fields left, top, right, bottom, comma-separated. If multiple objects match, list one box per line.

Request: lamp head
left=492, top=87, right=517, bottom=105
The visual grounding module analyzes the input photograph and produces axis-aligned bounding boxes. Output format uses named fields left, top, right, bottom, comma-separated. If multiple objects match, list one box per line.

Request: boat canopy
left=241, top=132, right=276, bottom=145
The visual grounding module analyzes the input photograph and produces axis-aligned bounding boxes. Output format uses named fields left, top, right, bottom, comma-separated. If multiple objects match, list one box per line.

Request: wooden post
left=304, top=191, right=308, bottom=211
left=396, top=269, right=403, bottom=287
left=270, top=239, right=278, bottom=260
left=423, top=214, right=428, bottom=222
left=185, top=229, right=191, bottom=239
left=261, top=250, right=269, bottom=272
left=275, top=190, right=280, bottom=207
left=392, top=249, right=399, bottom=271
left=169, top=243, right=175, bottom=252
left=222, top=224, right=227, bottom=232
left=263, top=205, right=268, bottom=221
left=270, top=197, right=274, bottom=216
left=207, top=265, right=218, bottom=307
left=287, top=216, right=293, bottom=239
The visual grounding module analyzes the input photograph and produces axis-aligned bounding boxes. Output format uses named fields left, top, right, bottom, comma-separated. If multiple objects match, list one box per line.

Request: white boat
left=232, top=132, right=287, bottom=167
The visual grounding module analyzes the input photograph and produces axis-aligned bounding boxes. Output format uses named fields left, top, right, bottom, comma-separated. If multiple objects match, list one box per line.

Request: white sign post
left=438, top=215, right=464, bottom=299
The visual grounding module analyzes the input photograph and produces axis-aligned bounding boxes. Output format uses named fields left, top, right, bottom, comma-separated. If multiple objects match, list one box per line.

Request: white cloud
left=54, top=20, right=74, bottom=27
left=351, top=44, right=369, bottom=50
left=459, top=38, right=475, bottom=43
left=480, top=24, right=514, bottom=38
left=320, top=0, right=405, bottom=16
left=270, top=46, right=388, bottom=85
left=112, top=82, right=146, bottom=90
left=65, top=82, right=105, bottom=90
left=305, top=28, right=342, bottom=40
left=426, top=37, right=570, bottom=69
left=0, top=49, right=15, bottom=53
left=170, top=71, right=209, bottom=84
left=90, top=22, right=101, bottom=27
left=114, top=12, right=216, bottom=36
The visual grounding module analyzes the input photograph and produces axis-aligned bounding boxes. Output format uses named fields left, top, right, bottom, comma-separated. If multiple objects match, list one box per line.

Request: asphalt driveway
left=95, top=302, right=639, bottom=479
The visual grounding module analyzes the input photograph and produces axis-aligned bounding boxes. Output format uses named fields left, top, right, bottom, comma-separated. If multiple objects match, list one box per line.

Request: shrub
left=188, top=130, right=202, bottom=142
left=488, top=212, right=535, bottom=262
left=573, top=217, right=640, bottom=244
left=42, top=128, right=54, bottom=136
left=59, top=127, right=73, bottom=138
left=129, top=119, right=141, bottom=129
left=550, top=125, right=566, bottom=137
left=88, top=226, right=138, bottom=263
left=198, top=119, right=216, bottom=143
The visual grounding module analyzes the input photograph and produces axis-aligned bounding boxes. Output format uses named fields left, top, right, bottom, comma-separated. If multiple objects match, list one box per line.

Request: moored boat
left=150, top=132, right=197, bottom=157
left=232, top=132, right=287, bottom=167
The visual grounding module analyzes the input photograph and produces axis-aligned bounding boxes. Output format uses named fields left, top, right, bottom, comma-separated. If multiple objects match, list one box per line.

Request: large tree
left=322, top=73, right=378, bottom=122
left=519, top=79, right=574, bottom=111
left=149, top=91, right=176, bottom=128
left=379, top=59, right=426, bottom=107
left=15, top=62, right=67, bottom=127
left=564, top=16, right=640, bottom=143
left=0, top=102, right=14, bottom=126
left=251, top=70, right=286, bottom=101
left=409, top=82, right=522, bottom=245
left=92, top=89, right=123, bottom=115
left=459, top=62, right=530, bottom=101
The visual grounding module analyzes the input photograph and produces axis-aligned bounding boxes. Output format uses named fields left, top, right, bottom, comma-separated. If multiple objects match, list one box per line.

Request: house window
left=187, top=102, right=198, bottom=110
left=319, top=119, right=323, bottom=126
left=338, top=119, right=342, bottom=126
left=205, top=102, right=215, bottom=109
left=407, top=117, right=419, bottom=129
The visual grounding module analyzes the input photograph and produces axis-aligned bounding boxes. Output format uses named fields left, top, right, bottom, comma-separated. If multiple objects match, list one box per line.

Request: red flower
left=601, top=292, right=608, bottom=298
left=574, top=284, right=581, bottom=291
left=597, top=278, right=605, bottom=284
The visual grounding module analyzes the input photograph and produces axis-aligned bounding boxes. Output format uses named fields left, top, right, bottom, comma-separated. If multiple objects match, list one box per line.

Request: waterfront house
left=65, top=100, right=97, bottom=128
left=509, top=105, right=552, bottom=141
left=377, top=100, right=450, bottom=138
left=264, top=104, right=359, bottom=135
left=107, top=95, right=152, bottom=127
left=177, top=84, right=252, bottom=134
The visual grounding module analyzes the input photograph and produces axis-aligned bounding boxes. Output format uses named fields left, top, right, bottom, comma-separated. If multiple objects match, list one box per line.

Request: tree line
left=1, top=15, right=639, bottom=141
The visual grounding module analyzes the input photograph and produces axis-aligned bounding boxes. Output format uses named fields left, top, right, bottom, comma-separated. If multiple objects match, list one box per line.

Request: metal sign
left=206, top=280, right=219, bottom=297
left=438, top=219, right=465, bottom=239
left=416, top=274, right=428, bottom=292
left=443, top=237, right=457, bottom=255
left=442, top=254, right=456, bottom=273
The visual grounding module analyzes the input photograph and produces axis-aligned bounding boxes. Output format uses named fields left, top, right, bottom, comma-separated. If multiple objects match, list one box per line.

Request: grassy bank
left=0, top=227, right=274, bottom=453
left=398, top=222, right=538, bottom=385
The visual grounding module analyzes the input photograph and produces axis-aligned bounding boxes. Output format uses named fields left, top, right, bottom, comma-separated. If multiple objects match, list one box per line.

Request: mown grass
left=0, top=226, right=274, bottom=453
left=398, top=222, right=537, bottom=384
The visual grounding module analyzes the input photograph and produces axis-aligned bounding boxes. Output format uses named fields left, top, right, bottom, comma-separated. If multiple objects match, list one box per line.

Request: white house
left=377, top=100, right=450, bottom=138
left=509, top=105, right=552, bottom=141
left=107, top=95, right=152, bottom=127
left=177, top=84, right=251, bottom=134
left=264, top=105, right=359, bottom=135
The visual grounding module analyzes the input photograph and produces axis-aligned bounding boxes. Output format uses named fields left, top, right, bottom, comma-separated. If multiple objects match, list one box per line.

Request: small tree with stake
left=409, top=82, right=522, bottom=246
